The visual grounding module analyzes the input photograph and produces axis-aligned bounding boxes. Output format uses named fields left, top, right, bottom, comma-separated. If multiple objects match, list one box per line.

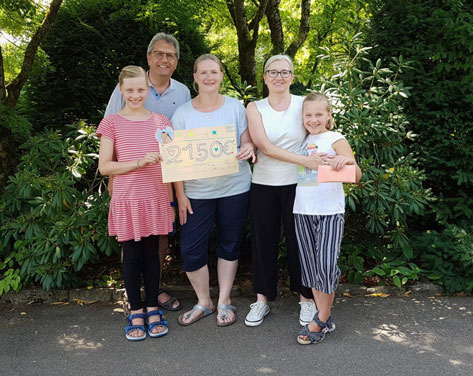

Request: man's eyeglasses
left=265, top=69, right=292, bottom=78
left=152, top=51, right=178, bottom=61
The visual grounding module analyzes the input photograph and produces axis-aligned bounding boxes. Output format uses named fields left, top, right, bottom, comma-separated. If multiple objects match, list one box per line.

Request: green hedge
left=367, top=0, right=473, bottom=226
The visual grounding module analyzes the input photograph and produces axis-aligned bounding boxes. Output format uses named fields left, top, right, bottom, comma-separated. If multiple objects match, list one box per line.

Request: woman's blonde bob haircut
left=118, top=65, right=147, bottom=87
left=303, top=92, right=335, bottom=130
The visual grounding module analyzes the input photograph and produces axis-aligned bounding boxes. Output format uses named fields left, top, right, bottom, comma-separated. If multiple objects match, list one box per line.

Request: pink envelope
left=318, top=165, right=356, bottom=183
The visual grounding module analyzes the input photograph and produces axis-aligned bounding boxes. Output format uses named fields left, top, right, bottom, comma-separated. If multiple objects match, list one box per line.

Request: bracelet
left=170, top=201, right=177, bottom=207
left=137, top=159, right=141, bottom=169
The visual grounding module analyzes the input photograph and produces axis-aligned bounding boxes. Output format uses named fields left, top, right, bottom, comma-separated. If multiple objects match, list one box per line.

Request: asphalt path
left=1, top=293, right=472, bottom=376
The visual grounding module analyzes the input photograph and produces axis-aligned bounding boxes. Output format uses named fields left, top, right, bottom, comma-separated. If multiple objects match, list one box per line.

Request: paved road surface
left=1, top=293, right=472, bottom=376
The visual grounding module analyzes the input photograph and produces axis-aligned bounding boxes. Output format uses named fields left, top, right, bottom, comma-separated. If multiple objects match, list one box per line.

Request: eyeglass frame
left=264, top=69, right=293, bottom=78
left=151, top=50, right=178, bottom=61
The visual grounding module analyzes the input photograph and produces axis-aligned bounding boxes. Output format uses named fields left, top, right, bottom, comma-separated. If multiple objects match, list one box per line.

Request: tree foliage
left=0, top=0, right=63, bottom=189
left=367, top=0, right=473, bottom=225
left=0, top=0, right=63, bottom=107
left=205, top=0, right=370, bottom=95
left=0, top=0, right=42, bottom=37
left=25, top=0, right=208, bottom=128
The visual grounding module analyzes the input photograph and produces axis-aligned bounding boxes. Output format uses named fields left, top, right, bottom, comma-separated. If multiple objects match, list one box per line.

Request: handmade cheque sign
left=159, top=125, right=239, bottom=183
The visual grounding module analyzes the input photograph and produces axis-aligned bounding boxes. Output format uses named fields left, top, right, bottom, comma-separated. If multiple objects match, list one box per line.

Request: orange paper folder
left=318, top=165, right=356, bottom=183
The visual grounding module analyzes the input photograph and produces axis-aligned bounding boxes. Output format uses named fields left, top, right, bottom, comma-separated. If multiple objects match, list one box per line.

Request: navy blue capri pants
left=180, top=191, right=249, bottom=272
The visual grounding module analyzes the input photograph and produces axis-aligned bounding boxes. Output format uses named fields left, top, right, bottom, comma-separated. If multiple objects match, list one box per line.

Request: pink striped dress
left=97, top=113, right=173, bottom=242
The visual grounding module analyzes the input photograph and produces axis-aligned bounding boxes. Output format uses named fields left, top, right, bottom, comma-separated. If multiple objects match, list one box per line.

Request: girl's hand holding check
left=324, top=155, right=355, bottom=170
left=139, top=152, right=162, bottom=168
left=304, top=152, right=327, bottom=170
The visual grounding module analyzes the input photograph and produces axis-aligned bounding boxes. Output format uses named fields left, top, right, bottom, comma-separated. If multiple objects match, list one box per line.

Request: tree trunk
left=285, top=0, right=311, bottom=59
left=0, top=127, right=15, bottom=190
left=2, top=0, right=63, bottom=108
left=0, top=46, right=5, bottom=103
left=226, top=0, right=269, bottom=93
left=266, top=0, right=284, bottom=56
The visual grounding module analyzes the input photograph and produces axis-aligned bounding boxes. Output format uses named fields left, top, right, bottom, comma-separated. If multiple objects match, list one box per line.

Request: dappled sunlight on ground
left=367, top=297, right=473, bottom=373
left=58, top=333, right=103, bottom=351
left=373, top=324, right=408, bottom=343
left=372, top=325, right=436, bottom=352
left=256, top=367, right=277, bottom=374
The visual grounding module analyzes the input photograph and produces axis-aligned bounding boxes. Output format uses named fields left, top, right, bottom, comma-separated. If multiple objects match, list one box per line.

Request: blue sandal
left=146, top=310, right=169, bottom=338
left=324, top=316, right=336, bottom=333
left=125, top=313, right=147, bottom=341
left=297, top=312, right=330, bottom=345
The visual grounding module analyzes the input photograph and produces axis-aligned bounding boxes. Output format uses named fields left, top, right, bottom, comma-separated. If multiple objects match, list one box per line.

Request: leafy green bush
left=339, top=244, right=421, bottom=288
left=413, top=225, right=473, bottom=293
left=0, top=122, right=119, bottom=294
left=0, top=104, right=32, bottom=142
left=367, top=0, right=473, bottom=226
left=312, top=33, right=431, bottom=287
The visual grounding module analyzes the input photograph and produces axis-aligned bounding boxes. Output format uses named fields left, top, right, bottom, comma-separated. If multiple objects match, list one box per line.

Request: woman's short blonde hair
left=303, top=92, right=335, bottom=130
left=118, top=65, right=147, bottom=87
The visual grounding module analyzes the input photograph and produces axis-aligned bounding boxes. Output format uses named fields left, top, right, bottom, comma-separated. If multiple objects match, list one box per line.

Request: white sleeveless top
left=293, top=131, right=346, bottom=215
left=252, top=95, right=306, bottom=185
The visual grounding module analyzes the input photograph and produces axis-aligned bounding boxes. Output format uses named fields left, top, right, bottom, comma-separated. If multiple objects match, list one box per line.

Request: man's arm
left=104, top=83, right=125, bottom=117
left=103, top=84, right=124, bottom=193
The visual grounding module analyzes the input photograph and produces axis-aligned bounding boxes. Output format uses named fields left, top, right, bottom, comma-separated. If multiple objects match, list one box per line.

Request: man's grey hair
left=147, top=32, right=180, bottom=59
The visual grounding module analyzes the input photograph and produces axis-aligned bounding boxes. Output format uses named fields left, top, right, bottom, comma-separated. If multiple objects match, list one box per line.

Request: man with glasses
left=105, top=32, right=190, bottom=119
left=105, top=32, right=190, bottom=312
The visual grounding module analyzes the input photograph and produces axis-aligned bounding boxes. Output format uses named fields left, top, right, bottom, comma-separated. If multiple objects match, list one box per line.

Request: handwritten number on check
left=159, top=125, right=239, bottom=183
left=166, top=140, right=234, bottom=164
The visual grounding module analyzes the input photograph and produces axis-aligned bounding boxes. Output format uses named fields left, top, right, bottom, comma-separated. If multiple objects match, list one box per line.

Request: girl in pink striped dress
left=97, top=65, right=174, bottom=341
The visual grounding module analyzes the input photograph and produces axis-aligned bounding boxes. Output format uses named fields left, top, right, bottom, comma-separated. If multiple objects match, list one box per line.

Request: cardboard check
left=317, top=165, right=356, bottom=183
left=159, top=125, right=239, bottom=183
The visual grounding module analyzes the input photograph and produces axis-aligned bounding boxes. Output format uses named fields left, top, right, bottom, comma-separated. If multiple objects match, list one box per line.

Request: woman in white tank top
left=244, top=55, right=327, bottom=328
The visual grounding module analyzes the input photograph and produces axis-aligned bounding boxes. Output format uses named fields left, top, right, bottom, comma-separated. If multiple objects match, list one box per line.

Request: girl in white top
left=245, top=55, right=327, bottom=328
left=295, top=93, right=361, bottom=345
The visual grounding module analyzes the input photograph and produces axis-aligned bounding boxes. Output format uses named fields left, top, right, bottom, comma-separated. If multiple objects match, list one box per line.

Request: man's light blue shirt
left=104, top=75, right=191, bottom=119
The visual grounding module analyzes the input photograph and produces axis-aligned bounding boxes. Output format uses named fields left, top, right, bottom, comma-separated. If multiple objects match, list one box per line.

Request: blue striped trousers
left=294, top=213, right=344, bottom=294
